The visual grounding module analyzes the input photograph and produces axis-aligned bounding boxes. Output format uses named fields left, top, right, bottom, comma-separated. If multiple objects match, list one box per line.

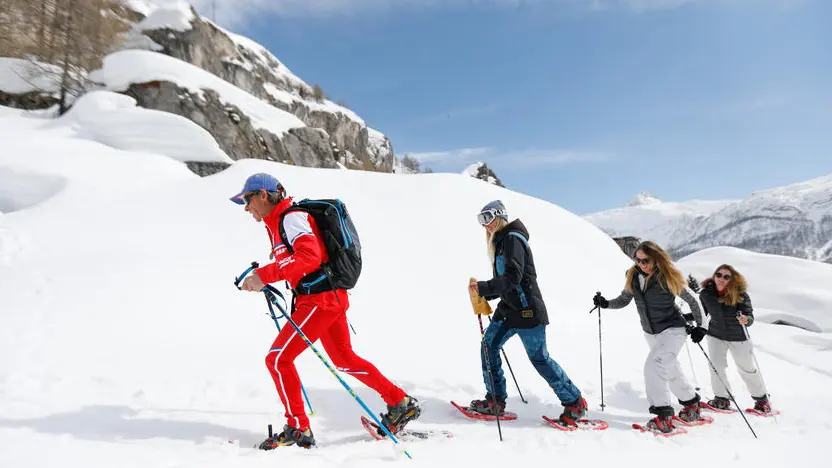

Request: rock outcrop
left=122, top=3, right=393, bottom=172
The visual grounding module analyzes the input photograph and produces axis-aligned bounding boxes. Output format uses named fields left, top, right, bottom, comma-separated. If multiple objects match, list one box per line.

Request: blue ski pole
left=235, top=263, right=314, bottom=416
left=263, top=291, right=315, bottom=416
left=263, top=285, right=412, bottom=459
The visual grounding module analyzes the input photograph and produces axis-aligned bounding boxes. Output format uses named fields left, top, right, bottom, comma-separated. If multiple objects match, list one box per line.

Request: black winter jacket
left=699, top=281, right=754, bottom=342
left=607, top=269, right=703, bottom=335
left=477, top=220, right=548, bottom=329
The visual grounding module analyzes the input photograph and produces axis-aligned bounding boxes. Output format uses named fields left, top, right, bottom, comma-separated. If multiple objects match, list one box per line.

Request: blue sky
left=201, top=0, right=831, bottom=215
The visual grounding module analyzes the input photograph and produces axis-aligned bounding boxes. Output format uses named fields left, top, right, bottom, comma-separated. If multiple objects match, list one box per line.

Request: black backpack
left=278, top=199, right=362, bottom=294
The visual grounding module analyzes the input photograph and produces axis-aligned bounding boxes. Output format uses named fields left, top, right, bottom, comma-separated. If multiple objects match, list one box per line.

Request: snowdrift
left=679, top=246, right=832, bottom=333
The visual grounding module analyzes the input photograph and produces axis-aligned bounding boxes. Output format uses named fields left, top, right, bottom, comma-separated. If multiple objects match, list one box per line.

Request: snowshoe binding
left=378, top=395, right=421, bottom=436
left=257, top=424, right=315, bottom=450
left=557, top=397, right=588, bottom=427
left=676, top=395, right=701, bottom=423
left=749, top=395, right=774, bottom=415
left=468, top=394, right=506, bottom=416
left=707, top=396, right=732, bottom=411
left=646, top=415, right=675, bottom=434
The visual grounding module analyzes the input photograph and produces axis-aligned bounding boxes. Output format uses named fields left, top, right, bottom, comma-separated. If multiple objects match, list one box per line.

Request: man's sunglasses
left=477, top=208, right=506, bottom=226
left=714, top=272, right=732, bottom=280
left=634, top=256, right=651, bottom=265
left=243, top=191, right=258, bottom=205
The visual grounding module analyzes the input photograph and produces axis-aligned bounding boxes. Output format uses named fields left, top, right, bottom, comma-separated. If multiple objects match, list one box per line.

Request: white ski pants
left=707, top=336, right=767, bottom=399
left=643, top=327, right=697, bottom=408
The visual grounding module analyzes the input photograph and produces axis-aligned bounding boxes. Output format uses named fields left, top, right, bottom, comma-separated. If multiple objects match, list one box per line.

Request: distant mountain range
left=584, top=175, right=832, bottom=264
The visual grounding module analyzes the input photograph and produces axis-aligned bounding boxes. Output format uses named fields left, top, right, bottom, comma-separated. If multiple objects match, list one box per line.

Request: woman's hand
left=469, top=279, right=479, bottom=296
left=737, top=315, right=750, bottom=325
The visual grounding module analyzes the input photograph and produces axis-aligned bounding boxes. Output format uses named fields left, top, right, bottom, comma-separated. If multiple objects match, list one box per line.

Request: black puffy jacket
left=607, top=270, right=703, bottom=335
left=476, top=219, right=548, bottom=329
left=699, top=280, right=754, bottom=342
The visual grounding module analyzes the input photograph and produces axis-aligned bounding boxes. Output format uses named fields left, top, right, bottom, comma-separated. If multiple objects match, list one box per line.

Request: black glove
left=593, top=293, right=609, bottom=308
left=688, top=326, right=707, bottom=344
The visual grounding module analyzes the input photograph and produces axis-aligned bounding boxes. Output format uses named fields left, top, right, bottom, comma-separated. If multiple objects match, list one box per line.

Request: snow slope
left=678, top=246, right=832, bottom=386
left=678, top=247, right=832, bottom=333
left=1, top=109, right=830, bottom=467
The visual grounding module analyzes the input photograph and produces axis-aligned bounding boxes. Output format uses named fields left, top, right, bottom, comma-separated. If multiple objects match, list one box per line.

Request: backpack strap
left=276, top=204, right=333, bottom=296
left=277, top=204, right=306, bottom=254
left=500, top=231, right=531, bottom=309
left=505, top=231, right=529, bottom=250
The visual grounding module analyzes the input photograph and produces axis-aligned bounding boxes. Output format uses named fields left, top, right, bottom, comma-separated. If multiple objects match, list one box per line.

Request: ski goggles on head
left=477, top=208, right=506, bottom=226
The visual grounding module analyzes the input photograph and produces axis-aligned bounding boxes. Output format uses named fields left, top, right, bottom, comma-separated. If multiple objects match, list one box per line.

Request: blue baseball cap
left=230, top=173, right=282, bottom=205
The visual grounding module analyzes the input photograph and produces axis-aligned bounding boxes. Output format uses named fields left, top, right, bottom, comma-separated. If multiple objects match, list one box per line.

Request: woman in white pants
left=699, top=264, right=771, bottom=414
left=594, top=241, right=707, bottom=434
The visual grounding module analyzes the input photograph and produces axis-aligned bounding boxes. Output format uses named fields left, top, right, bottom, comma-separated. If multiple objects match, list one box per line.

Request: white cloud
left=406, top=146, right=611, bottom=167
left=407, top=147, right=494, bottom=162
left=496, top=148, right=612, bottom=166
left=180, top=0, right=707, bottom=27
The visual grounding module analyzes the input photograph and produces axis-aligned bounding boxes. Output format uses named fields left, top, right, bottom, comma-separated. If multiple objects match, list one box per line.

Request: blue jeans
left=481, top=319, right=581, bottom=404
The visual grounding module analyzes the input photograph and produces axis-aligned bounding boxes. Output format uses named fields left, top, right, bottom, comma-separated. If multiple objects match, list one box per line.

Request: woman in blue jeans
left=468, top=200, right=587, bottom=426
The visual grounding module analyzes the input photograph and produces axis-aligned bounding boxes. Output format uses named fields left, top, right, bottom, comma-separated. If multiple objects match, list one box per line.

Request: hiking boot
left=379, top=395, right=421, bottom=435
left=468, top=394, right=506, bottom=416
left=677, top=395, right=702, bottom=423
left=558, top=397, right=588, bottom=426
left=753, top=395, right=772, bottom=414
left=707, top=396, right=731, bottom=410
left=257, top=424, right=315, bottom=450
left=645, top=415, right=675, bottom=434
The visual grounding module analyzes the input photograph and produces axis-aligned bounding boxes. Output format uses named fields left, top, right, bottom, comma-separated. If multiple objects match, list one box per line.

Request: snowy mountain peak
left=627, top=191, right=662, bottom=207
left=585, top=174, right=832, bottom=263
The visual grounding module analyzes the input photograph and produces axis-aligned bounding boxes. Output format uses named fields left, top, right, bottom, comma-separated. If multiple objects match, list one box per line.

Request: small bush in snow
left=312, top=84, right=325, bottom=102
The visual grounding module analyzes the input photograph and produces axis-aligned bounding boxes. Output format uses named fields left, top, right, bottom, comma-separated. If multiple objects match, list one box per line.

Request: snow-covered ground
left=1, top=107, right=830, bottom=468
left=0, top=58, right=62, bottom=96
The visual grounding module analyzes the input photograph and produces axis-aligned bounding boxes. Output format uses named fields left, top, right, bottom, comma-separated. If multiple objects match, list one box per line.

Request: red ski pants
left=265, top=289, right=406, bottom=431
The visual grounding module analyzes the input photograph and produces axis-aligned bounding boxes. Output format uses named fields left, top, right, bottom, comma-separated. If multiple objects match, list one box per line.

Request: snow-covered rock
left=463, top=161, right=504, bottom=187
left=119, top=1, right=394, bottom=172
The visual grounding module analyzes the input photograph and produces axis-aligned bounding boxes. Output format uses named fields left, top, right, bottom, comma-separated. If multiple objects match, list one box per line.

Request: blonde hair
left=701, top=264, right=748, bottom=306
left=625, top=240, right=686, bottom=296
left=486, top=217, right=509, bottom=264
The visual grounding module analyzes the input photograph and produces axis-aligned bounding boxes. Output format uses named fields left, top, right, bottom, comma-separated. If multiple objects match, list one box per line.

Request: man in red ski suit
left=231, top=173, right=419, bottom=449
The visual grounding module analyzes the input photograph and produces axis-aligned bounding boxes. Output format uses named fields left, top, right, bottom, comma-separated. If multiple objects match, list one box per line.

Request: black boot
left=753, top=395, right=772, bottom=414
left=646, top=405, right=676, bottom=434
left=707, top=396, right=731, bottom=410
left=558, top=397, right=588, bottom=425
left=378, top=395, right=421, bottom=435
left=468, top=394, right=506, bottom=416
left=677, top=394, right=701, bottom=423
left=257, top=424, right=315, bottom=450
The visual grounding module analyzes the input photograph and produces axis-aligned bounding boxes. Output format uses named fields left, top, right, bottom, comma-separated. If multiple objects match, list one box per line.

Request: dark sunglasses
left=243, top=191, right=258, bottom=205
left=634, top=256, right=651, bottom=265
left=714, top=272, right=732, bottom=280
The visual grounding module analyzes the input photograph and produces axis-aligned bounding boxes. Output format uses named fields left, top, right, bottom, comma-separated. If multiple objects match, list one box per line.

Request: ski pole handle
left=589, top=292, right=601, bottom=314
left=234, top=261, right=260, bottom=289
